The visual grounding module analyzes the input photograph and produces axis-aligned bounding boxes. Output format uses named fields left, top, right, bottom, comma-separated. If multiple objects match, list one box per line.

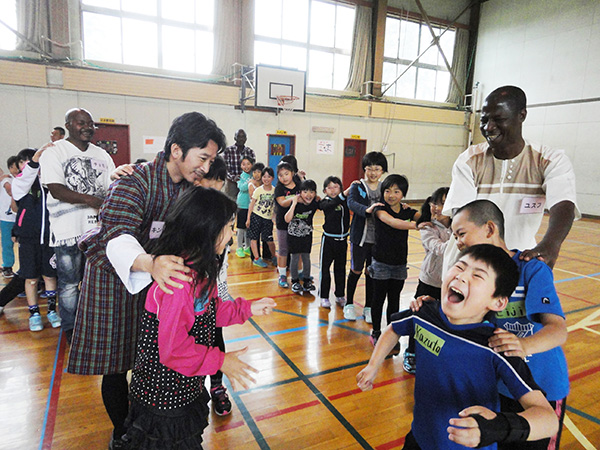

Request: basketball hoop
left=276, top=95, right=299, bottom=113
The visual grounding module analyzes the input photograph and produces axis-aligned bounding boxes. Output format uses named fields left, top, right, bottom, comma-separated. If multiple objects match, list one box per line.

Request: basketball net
left=276, top=95, right=299, bottom=114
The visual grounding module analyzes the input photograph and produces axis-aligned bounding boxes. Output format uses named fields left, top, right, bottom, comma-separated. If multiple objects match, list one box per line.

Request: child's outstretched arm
left=221, top=347, right=259, bottom=390
left=251, top=297, right=277, bottom=316
left=357, top=324, right=401, bottom=391
left=447, top=390, right=558, bottom=447
left=284, top=195, right=299, bottom=223
left=375, top=209, right=417, bottom=230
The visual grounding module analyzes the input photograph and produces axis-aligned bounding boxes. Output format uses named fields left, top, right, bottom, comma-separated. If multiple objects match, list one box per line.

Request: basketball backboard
left=255, top=64, right=306, bottom=112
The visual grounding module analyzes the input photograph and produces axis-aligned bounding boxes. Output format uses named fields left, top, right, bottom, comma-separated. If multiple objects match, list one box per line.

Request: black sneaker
left=211, top=385, right=232, bottom=416
left=291, top=282, right=303, bottom=295
left=108, top=435, right=130, bottom=450
left=303, top=280, right=316, bottom=291
left=403, top=350, right=416, bottom=374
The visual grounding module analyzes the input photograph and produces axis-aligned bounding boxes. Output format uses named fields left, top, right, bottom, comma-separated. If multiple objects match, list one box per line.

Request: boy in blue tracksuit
left=344, top=151, right=387, bottom=322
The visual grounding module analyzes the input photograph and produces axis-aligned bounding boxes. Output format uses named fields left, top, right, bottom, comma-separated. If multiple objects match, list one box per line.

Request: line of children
left=345, top=151, right=387, bottom=322
left=124, top=186, right=275, bottom=448
left=235, top=155, right=254, bottom=258
left=403, top=186, right=451, bottom=373
left=317, top=176, right=351, bottom=308
left=246, top=166, right=277, bottom=268
left=357, top=244, right=559, bottom=449
left=285, top=179, right=319, bottom=294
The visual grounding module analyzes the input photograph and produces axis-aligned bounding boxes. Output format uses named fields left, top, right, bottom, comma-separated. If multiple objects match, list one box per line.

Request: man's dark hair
left=381, top=174, right=409, bottom=197
left=164, top=112, right=226, bottom=161
left=53, top=126, right=66, bottom=136
left=204, top=156, right=227, bottom=181
left=7, top=155, right=19, bottom=168
left=17, top=148, right=36, bottom=163
left=277, top=161, right=294, bottom=175
left=300, top=179, right=317, bottom=192
left=362, top=151, right=388, bottom=172
left=456, top=199, right=506, bottom=241
left=487, top=86, right=527, bottom=113
left=251, top=162, right=265, bottom=173
left=261, top=166, right=275, bottom=178
left=323, top=176, right=342, bottom=191
left=460, top=244, right=519, bottom=299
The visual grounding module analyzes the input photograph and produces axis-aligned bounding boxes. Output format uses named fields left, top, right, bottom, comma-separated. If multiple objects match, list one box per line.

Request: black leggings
left=372, top=278, right=405, bottom=333
left=210, top=327, right=225, bottom=387
left=101, top=372, right=129, bottom=440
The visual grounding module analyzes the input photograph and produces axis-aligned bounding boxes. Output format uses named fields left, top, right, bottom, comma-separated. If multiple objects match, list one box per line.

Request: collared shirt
left=223, top=145, right=255, bottom=182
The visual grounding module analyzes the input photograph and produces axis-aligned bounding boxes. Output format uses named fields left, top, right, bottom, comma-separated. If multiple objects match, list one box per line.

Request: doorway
left=93, top=123, right=131, bottom=167
left=267, top=134, right=296, bottom=168
left=342, top=138, right=367, bottom=189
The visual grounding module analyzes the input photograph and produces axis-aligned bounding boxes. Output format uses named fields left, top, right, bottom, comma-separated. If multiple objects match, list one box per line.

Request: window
left=0, top=0, right=17, bottom=51
left=383, top=15, right=455, bottom=102
left=81, top=0, right=214, bottom=74
left=254, top=0, right=355, bottom=90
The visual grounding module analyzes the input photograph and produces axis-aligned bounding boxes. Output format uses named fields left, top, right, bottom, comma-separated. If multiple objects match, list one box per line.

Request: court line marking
left=554, top=270, right=600, bottom=283
left=247, top=316, right=373, bottom=449
left=563, top=413, right=597, bottom=449
left=39, top=330, right=66, bottom=450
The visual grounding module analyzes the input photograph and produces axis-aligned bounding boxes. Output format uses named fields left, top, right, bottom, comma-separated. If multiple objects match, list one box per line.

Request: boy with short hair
left=246, top=167, right=277, bottom=268
left=345, top=151, right=387, bottom=321
left=0, top=156, right=19, bottom=278
left=357, top=244, right=558, bottom=449
left=285, top=179, right=319, bottom=294
left=318, top=176, right=352, bottom=308
left=449, top=199, right=568, bottom=449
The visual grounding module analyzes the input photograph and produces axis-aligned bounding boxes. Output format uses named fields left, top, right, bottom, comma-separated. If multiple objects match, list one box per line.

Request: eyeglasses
left=365, top=167, right=383, bottom=173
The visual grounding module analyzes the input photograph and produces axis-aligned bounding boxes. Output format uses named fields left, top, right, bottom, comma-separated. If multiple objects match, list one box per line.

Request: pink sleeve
left=215, top=296, right=252, bottom=327
left=153, top=283, right=225, bottom=377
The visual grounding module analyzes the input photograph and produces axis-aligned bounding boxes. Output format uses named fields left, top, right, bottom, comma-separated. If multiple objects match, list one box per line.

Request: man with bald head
left=443, top=85, right=579, bottom=270
left=441, top=86, right=577, bottom=448
left=223, top=128, right=255, bottom=199
left=39, top=108, right=115, bottom=341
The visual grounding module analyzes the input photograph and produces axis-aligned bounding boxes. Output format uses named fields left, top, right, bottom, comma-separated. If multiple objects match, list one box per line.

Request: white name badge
left=149, top=221, right=165, bottom=239
left=91, top=158, right=109, bottom=172
left=520, top=197, right=545, bottom=214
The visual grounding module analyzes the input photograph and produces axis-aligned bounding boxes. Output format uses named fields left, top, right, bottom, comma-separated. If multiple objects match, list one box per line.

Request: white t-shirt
left=40, top=139, right=116, bottom=246
left=0, top=177, right=15, bottom=223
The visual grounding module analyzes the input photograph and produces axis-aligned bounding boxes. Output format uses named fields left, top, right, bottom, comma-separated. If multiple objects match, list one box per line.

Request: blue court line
left=223, top=377, right=270, bottom=450
left=555, top=272, right=600, bottom=284
left=224, top=322, right=329, bottom=345
left=565, top=303, right=600, bottom=315
left=276, top=308, right=372, bottom=336
left=566, top=405, right=600, bottom=425
left=247, top=317, right=373, bottom=449
left=39, top=329, right=63, bottom=450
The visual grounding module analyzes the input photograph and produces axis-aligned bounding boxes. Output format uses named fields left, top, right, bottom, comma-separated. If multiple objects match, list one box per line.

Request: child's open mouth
left=447, top=287, right=465, bottom=303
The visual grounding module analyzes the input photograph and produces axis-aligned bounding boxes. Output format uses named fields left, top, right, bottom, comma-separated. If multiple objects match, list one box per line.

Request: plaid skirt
left=67, top=260, right=148, bottom=375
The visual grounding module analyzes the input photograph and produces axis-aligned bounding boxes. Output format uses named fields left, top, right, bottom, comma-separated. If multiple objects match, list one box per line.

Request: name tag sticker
left=520, top=197, right=545, bottom=214
left=91, top=158, right=109, bottom=172
left=149, top=221, right=165, bottom=239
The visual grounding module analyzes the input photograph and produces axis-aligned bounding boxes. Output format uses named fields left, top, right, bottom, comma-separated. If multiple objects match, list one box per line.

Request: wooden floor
left=1, top=212, right=599, bottom=449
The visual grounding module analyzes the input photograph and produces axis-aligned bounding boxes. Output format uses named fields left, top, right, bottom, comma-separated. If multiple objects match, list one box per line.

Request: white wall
left=0, top=84, right=467, bottom=201
left=473, top=0, right=600, bottom=215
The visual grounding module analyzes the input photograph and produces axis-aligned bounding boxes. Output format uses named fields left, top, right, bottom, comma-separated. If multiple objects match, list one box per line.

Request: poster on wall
left=143, top=136, right=166, bottom=154
left=317, top=140, right=334, bottom=155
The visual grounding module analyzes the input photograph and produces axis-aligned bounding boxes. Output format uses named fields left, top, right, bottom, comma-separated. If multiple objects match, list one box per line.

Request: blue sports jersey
left=493, top=251, right=569, bottom=401
left=392, top=302, right=540, bottom=450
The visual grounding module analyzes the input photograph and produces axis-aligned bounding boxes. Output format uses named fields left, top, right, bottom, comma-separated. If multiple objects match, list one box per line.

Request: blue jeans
left=0, top=220, right=15, bottom=268
left=55, top=244, right=85, bottom=332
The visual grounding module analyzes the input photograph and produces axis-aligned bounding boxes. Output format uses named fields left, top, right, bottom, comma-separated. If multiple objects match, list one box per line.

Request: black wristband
left=471, top=412, right=531, bottom=448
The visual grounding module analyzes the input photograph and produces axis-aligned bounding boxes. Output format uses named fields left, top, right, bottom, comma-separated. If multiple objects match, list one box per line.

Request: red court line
left=228, top=269, right=277, bottom=277
left=0, top=327, right=31, bottom=335
left=214, top=420, right=245, bottom=433
left=557, top=291, right=597, bottom=306
left=569, top=364, right=600, bottom=383
left=376, top=437, right=406, bottom=450
left=42, top=334, right=67, bottom=450
left=328, top=374, right=414, bottom=401
left=254, top=399, right=320, bottom=421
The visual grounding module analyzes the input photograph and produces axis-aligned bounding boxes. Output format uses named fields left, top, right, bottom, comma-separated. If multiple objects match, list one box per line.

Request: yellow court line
left=554, top=267, right=600, bottom=283
left=229, top=277, right=279, bottom=287
left=563, top=414, right=598, bottom=450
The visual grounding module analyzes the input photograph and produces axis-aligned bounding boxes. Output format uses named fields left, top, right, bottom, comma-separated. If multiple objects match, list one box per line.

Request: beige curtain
left=445, top=27, right=469, bottom=104
left=16, top=0, right=50, bottom=54
left=212, top=0, right=243, bottom=77
left=345, top=5, right=372, bottom=93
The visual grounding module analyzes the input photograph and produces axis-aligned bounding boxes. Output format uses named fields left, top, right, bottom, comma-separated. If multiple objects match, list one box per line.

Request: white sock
left=278, top=267, right=286, bottom=277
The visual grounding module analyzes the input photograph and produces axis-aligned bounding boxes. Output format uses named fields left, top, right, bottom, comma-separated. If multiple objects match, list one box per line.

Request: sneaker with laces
left=320, top=298, right=331, bottom=308
left=17, top=292, right=27, bottom=298
left=236, top=247, right=246, bottom=258
left=335, top=296, right=346, bottom=307
left=369, top=330, right=381, bottom=347
left=29, top=313, right=43, bottom=332
left=343, top=304, right=356, bottom=321
left=363, top=307, right=372, bottom=324
left=210, top=385, right=232, bottom=416
left=2, top=267, right=14, bottom=278
left=278, top=275, right=289, bottom=288
left=291, top=282, right=303, bottom=294
left=47, top=311, right=62, bottom=328
left=243, top=247, right=251, bottom=256
left=252, top=258, right=268, bottom=268
left=303, top=279, right=316, bottom=291
left=403, top=351, right=416, bottom=374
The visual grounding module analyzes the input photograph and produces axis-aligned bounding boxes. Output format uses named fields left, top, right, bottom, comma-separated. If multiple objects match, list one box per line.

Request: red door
left=342, top=138, right=367, bottom=189
left=93, top=123, right=131, bottom=167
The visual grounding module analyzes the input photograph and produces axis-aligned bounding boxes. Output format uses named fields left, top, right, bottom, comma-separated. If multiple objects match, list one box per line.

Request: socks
left=46, top=291, right=57, bottom=312
left=28, top=305, right=40, bottom=316
left=278, top=267, right=287, bottom=277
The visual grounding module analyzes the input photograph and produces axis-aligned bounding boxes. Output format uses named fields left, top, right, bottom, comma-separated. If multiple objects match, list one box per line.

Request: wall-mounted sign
left=99, top=118, right=115, bottom=124
left=276, top=129, right=287, bottom=135
left=350, top=134, right=361, bottom=139
left=317, top=140, right=334, bottom=155
left=143, top=136, right=166, bottom=153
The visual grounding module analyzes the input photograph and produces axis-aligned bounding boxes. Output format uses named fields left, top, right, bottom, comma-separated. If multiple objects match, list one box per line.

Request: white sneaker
left=320, top=298, right=331, bottom=308
left=335, top=297, right=346, bottom=307
left=29, top=313, right=43, bottom=332
left=343, top=304, right=356, bottom=321
left=47, top=311, right=62, bottom=328
left=363, top=307, right=372, bottom=324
